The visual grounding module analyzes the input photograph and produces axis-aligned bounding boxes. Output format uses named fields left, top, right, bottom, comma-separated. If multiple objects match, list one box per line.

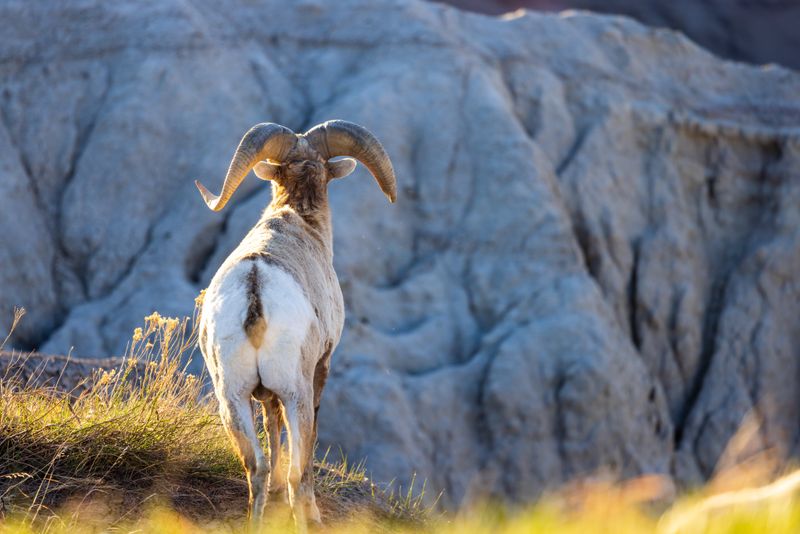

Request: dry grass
left=2, top=306, right=800, bottom=533
left=0, top=307, right=428, bottom=532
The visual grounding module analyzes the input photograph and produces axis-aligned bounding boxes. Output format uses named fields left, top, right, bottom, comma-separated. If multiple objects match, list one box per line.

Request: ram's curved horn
left=195, top=123, right=297, bottom=211
left=304, top=120, right=396, bottom=203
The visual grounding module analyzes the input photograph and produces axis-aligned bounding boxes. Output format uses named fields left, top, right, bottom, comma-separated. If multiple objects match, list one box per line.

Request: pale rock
left=0, top=0, right=798, bottom=507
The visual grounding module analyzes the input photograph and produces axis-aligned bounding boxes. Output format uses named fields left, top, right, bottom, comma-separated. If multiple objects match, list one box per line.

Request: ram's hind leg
left=259, top=391, right=286, bottom=498
left=219, top=395, right=269, bottom=528
left=283, top=387, right=317, bottom=531
left=298, top=355, right=330, bottom=522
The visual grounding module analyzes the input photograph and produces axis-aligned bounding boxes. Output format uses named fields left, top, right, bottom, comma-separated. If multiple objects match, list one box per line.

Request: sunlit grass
left=0, top=308, right=239, bottom=527
left=0, top=306, right=423, bottom=532
left=1, top=305, right=800, bottom=533
left=3, top=473, right=800, bottom=534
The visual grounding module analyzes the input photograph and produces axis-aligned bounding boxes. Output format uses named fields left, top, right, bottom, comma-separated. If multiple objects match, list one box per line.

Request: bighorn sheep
left=195, top=120, right=396, bottom=529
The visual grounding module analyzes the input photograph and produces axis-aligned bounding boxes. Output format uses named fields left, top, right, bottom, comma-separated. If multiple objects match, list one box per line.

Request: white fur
left=200, top=257, right=323, bottom=530
left=196, top=121, right=393, bottom=532
left=200, top=262, right=314, bottom=399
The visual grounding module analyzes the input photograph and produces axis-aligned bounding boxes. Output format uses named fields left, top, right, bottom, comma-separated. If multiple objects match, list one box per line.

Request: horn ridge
left=196, top=123, right=297, bottom=211
left=305, top=120, right=397, bottom=203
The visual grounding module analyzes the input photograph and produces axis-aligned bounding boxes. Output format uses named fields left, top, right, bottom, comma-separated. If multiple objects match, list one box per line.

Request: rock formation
left=1, top=0, right=798, bottom=507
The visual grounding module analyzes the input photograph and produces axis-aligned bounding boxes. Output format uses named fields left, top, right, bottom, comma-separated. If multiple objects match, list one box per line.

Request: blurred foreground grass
left=1, top=306, right=799, bottom=533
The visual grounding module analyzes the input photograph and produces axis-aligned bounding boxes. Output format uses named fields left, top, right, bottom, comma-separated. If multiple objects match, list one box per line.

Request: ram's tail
left=243, top=262, right=267, bottom=349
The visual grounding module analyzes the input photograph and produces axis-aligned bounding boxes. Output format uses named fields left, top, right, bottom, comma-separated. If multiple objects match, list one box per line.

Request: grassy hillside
left=0, top=308, right=428, bottom=532
left=1, top=307, right=800, bottom=533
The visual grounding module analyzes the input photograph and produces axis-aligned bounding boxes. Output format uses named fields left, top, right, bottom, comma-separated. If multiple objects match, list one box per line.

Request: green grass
left=2, top=306, right=800, bottom=533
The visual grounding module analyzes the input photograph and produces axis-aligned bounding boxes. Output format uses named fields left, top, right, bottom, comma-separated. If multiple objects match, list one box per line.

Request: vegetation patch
left=2, top=308, right=800, bottom=533
left=0, top=309, right=427, bottom=531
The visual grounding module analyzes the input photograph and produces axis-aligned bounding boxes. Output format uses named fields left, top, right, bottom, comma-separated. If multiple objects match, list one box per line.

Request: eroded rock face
left=1, top=0, right=798, bottom=507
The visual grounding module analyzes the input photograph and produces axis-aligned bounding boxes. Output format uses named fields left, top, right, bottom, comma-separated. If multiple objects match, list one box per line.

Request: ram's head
left=195, top=120, right=396, bottom=211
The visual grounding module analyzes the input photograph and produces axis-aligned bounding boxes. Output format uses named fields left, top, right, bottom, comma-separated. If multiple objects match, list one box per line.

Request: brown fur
left=243, top=262, right=267, bottom=349
left=270, top=160, right=328, bottom=219
left=313, top=342, right=333, bottom=417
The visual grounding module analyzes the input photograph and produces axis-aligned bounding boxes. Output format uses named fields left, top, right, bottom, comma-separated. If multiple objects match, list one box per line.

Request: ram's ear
left=253, top=160, right=282, bottom=181
left=327, top=157, right=357, bottom=180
